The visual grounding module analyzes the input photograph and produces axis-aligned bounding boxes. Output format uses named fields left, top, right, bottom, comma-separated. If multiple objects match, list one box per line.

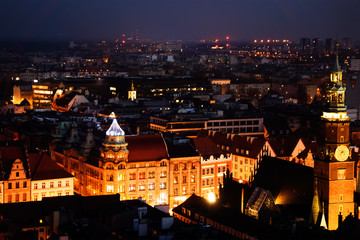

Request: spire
left=332, top=43, right=341, bottom=72
left=319, top=202, right=328, bottom=229
left=131, top=81, right=135, bottom=91
left=310, top=177, right=321, bottom=225
left=106, top=119, right=125, bottom=136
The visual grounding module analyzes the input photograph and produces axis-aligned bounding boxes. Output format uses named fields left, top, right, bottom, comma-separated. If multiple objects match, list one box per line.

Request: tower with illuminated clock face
left=314, top=53, right=355, bottom=230
left=100, top=118, right=129, bottom=165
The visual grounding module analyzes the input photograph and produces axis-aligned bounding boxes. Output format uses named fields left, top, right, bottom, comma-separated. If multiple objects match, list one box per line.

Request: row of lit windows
left=33, top=191, right=70, bottom=201
left=174, top=186, right=196, bottom=196
left=174, top=175, right=196, bottom=184
left=107, top=182, right=166, bottom=193
left=234, top=156, right=254, bottom=165
left=208, top=120, right=260, bottom=127
left=202, top=166, right=227, bottom=175
left=34, top=180, right=70, bottom=189
left=173, top=162, right=196, bottom=171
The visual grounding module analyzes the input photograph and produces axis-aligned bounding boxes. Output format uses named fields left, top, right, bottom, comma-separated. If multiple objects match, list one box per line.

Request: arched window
left=118, top=164, right=125, bottom=170
left=160, top=161, right=167, bottom=167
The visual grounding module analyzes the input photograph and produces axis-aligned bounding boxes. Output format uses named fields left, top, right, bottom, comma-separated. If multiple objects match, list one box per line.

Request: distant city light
left=33, top=79, right=38, bottom=83
left=226, top=36, right=230, bottom=40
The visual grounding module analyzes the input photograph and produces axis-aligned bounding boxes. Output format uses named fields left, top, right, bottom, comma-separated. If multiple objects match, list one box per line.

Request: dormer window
left=16, top=172, right=19, bottom=177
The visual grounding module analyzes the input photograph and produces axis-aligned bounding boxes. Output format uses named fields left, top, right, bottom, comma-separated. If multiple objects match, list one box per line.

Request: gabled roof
left=126, top=135, right=168, bottom=162
left=0, top=142, right=29, bottom=179
left=28, top=153, right=73, bottom=180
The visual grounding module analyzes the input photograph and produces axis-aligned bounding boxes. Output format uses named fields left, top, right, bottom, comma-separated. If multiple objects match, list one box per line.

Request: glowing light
left=15, top=77, right=20, bottom=81
left=109, top=112, right=116, bottom=118
left=122, top=40, right=125, bottom=44
left=226, top=36, right=230, bottom=40
left=106, top=118, right=125, bottom=136
left=33, top=79, right=38, bottom=83
left=254, top=40, right=257, bottom=43
left=207, top=192, right=216, bottom=203
left=215, top=39, right=219, bottom=43
left=226, top=44, right=229, bottom=47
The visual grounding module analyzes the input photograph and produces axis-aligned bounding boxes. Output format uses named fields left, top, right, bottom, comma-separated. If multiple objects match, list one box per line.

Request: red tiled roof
left=126, top=135, right=168, bottom=162
left=193, top=136, right=224, bottom=157
left=29, top=153, right=73, bottom=180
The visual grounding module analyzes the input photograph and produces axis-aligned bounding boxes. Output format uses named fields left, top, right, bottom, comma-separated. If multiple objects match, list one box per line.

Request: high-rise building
left=325, top=38, right=335, bottom=54
left=312, top=38, right=323, bottom=57
left=342, top=38, right=353, bottom=50
left=300, top=38, right=311, bottom=55
left=314, top=54, right=355, bottom=230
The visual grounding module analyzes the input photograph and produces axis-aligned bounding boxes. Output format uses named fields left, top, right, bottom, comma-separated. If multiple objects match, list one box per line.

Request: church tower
left=314, top=52, right=355, bottom=230
left=128, top=81, right=136, bottom=101
left=100, top=118, right=129, bottom=166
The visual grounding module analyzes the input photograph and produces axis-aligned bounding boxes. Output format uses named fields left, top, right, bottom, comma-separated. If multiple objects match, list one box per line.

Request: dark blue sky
left=1, top=0, right=359, bottom=42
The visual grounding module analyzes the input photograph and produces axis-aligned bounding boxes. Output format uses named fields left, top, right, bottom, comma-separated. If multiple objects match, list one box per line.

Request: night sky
left=1, top=0, right=359, bottom=42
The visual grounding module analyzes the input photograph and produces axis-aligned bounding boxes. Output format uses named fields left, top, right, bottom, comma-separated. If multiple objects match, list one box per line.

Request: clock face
left=334, top=145, right=349, bottom=161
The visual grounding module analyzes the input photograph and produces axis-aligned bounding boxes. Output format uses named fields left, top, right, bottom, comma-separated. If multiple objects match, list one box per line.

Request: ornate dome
left=106, top=119, right=125, bottom=136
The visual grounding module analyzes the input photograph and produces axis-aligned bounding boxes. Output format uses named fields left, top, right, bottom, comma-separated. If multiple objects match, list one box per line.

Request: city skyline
left=1, top=0, right=360, bottom=42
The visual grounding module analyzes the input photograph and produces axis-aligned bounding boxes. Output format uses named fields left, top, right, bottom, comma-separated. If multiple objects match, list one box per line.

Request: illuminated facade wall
left=200, top=154, right=231, bottom=199
left=31, top=178, right=74, bottom=201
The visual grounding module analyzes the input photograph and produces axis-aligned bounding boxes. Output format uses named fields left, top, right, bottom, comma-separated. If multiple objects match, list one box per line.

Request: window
left=149, top=183, right=155, bottom=190
left=118, top=164, right=125, bottom=169
left=34, top=194, right=38, bottom=201
left=160, top=170, right=167, bottom=178
left=191, top=162, right=196, bottom=169
left=183, top=187, right=187, bottom=195
left=129, top=173, right=136, bottom=180
left=16, top=172, right=19, bottom=177
left=23, top=193, right=26, bottom=202
left=106, top=185, right=114, bottom=193
left=211, top=168, right=214, bottom=174
left=42, top=183, right=46, bottom=188
left=340, top=136, right=344, bottom=143
left=16, top=182, right=19, bottom=189
left=160, top=182, right=166, bottom=189
left=58, top=192, right=62, bottom=196
left=339, top=205, right=343, bottom=212
left=139, top=184, right=145, bottom=191
left=183, top=175, right=187, bottom=183
left=8, top=195, right=11, bottom=203
left=22, top=181, right=26, bottom=188
left=57, top=181, right=62, bottom=188
left=34, top=183, right=37, bottom=189
left=245, top=159, right=248, bottom=164
left=338, top=169, right=346, bottom=180
left=149, top=171, right=155, bottom=179
left=191, top=175, right=195, bottom=183
left=160, top=161, right=167, bottom=167
left=117, top=173, right=124, bottom=181
left=8, top=183, right=12, bottom=189
left=139, top=172, right=146, bottom=180
left=50, top=182, right=54, bottom=188
left=119, top=185, right=125, bottom=193
left=210, top=178, right=214, bottom=185
left=129, top=184, right=136, bottom=192
left=174, top=164, right=178, bottom=170
left=202, top=169, right=205, bottom=175
left=65, top=191, right=70, bottom=196
left=15, top=194, right=19, bottom=202
left=340, top=194, right=343, bottom=201
left=183, top=163, right=187, bottom=170
left=66, top=180, right=70, bottom=187
left=174, top=176, right=178, bottom=184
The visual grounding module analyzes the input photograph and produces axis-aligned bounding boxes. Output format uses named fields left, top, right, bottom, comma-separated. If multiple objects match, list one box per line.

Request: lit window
left=106, top=185, right=114, bottom=193
left=42, top=183, right=46, bottom=188
left=66, top=180, right=70, bottom=187
left=58, top=181, right=61, bottom=187
left=129, top=184, right=136, bottom=192
left=34, top=183, right=38, bottom=189
left=139, top=184, right=145, bottom=191
left=149, top=183, right=155, bottom=190
left=160, top=182, right=166, bottom=189
left=338, top=169, right=346, bottom=180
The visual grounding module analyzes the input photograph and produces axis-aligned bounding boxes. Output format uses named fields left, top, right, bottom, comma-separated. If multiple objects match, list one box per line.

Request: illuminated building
left=0, top=142, right=74, bottom=204
left=193, top=136, right=232, bottom=199
left=12, top=85, right=33, bottom=108
left=314, top=53, right=355, bottom=230
left=32, top=82, right=58, bottom=109
left=128, top=81, right=137, bottom=101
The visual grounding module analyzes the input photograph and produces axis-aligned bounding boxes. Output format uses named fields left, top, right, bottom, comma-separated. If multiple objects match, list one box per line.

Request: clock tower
left=314, top=53, right=355, bottom=230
